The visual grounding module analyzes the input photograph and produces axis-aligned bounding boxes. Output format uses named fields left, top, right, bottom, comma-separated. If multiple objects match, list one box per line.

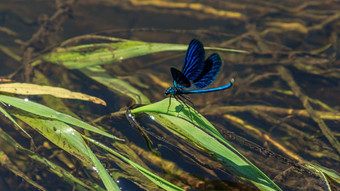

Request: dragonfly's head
left=165, top=87, right=174, bottom=96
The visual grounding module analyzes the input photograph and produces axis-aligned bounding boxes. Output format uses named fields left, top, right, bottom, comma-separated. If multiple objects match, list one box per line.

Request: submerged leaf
left=85, top=137, right=184, bottom=191
left=303, top=163, right=340, bottom=188
left=266, top=22, right=308, bottom=34
left=80, top=66, right=150, bottom=104
left=0, top=151, right=46, bottom=191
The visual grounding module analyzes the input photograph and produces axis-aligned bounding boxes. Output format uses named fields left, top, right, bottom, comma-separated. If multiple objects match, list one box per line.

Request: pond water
left=0, top=0, right=339, bottom=190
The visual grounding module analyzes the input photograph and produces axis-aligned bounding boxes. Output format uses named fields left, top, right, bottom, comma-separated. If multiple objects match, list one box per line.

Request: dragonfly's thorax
left=165, top=86, right=182, bottom=96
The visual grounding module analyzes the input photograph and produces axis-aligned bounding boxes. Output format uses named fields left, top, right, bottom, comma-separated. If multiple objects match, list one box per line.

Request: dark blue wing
left=171, top=67, right=191, bottom=88
left=193, top=53, right=222, bottom=89
left=182, top=39, right=205, bottom=81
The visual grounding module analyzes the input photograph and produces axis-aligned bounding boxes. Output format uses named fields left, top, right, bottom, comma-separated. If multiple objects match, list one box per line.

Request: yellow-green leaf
left=0, top=83, right=106, bottom=106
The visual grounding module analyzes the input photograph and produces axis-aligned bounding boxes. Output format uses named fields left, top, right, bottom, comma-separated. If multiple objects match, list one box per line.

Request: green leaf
left=131, top=98, right=281, bottom=191
left=0, top=95, right=120, bottom=140
left=33, top=38, right=247, bottom=69
left=0, top=104, right=31, bottom=138
left=11, top=111, right=120, bottom=191
left=0, top=119, right=104, bottom=191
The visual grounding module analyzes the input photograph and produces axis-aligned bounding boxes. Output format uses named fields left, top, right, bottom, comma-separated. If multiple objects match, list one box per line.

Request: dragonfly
left=165, top=39, right=234, bottom=108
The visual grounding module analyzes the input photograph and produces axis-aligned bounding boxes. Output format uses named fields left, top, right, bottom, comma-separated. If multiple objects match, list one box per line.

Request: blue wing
left=193, top=53, right=222, bottom=89
left=170, top=67, right=191, bottom=88
left=181, top=39, right=205, bottom=81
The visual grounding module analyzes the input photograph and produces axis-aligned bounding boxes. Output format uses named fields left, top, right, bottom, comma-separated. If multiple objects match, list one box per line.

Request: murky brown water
left=0, top=1, right=339, bottom=190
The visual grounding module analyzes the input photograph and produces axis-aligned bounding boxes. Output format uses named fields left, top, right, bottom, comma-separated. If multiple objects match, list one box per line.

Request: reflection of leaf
left=0, top=83, right=106, bottom=106
left=80, top=66, right=150, bottom=104
left=32, top=38, right=247, bottom=69
left=11, top=110, right=119, bottom=191
left=131, top=98, right=281, bottom=191
left=0, top=95, right=119, bottom=140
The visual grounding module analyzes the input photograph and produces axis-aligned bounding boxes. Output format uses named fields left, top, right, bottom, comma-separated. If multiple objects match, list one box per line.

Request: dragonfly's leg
left=180, top=95, right=195, bottom=108
left=167, top=95, right=172, bottom=113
